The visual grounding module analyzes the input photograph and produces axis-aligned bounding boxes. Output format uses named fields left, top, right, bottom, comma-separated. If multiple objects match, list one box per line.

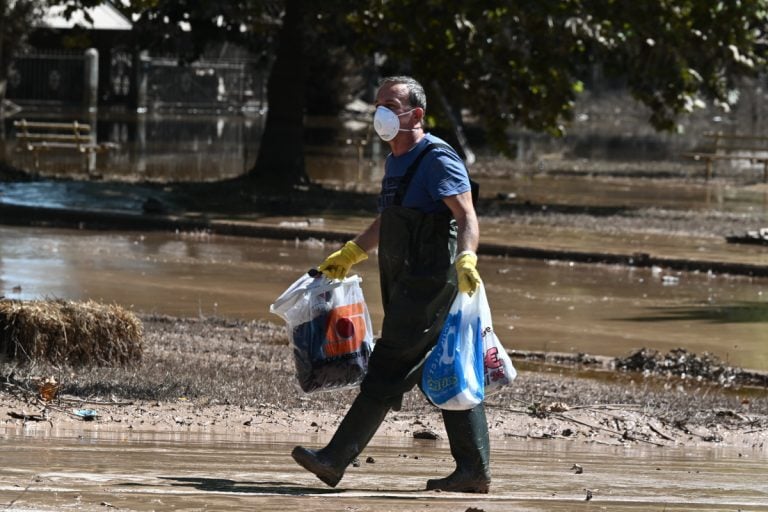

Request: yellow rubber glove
left=455, top=251, right=481, bottom=295
left=318, top=240, right=368, bottom=280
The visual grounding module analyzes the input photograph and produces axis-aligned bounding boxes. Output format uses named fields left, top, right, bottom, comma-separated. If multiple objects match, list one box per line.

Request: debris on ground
left=413, top=429, right=441, bottom=440
left=615, top=348, right=768, bottom=387
left=725, top=227, right=768, bottom=245
left=73, top=409, right=99, bottom=421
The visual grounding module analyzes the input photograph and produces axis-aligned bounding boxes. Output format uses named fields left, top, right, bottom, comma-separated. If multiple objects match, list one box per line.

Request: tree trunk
left=245, top=0, right=310, bottom=191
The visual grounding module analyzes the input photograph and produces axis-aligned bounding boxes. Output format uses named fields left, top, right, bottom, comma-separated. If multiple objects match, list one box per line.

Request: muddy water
left=3, top=111, right=768, bottom=216
left=1, top=225, right=767, bottom=370
left=0, top=429, right=766, bottom=511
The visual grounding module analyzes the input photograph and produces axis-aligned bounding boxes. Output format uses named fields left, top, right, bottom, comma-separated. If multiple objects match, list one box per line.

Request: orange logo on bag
left=324, top=302, right=366, bottom=357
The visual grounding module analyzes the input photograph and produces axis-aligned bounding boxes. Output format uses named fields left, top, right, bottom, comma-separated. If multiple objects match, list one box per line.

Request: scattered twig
left=503, top=432, right=530, bottom=439
left=648, top=421, right=677, bottom=442
left=589, top=439, right=624, bottom=446
left=2, top=474, right=40, bottom=511
left=554, top=412, right=666, bottom=446
left=569, top=404, right=644, bottom=411
left=7, top=411, right=46, bottom=422
left=55, top=395, right=134, bottom=406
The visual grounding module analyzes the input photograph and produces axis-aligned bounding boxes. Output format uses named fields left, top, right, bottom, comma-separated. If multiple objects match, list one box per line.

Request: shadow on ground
left=618, top=301, right=768, bottom=324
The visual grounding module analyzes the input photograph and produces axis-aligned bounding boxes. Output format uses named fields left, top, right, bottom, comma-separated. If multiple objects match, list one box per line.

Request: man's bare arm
left=353, top=215, right=382, bottom=253
left=443, top=192, right=479, bottom=253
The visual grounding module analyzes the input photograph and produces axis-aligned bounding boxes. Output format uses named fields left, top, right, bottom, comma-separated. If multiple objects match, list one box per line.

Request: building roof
left=41, top=2, right=133, bottom=31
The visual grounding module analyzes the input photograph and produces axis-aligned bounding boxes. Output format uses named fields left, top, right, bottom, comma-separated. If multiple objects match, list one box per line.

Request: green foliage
left=348, top=0, right=768, bottom=149
left=117, top=1, right=768, bottom=149
left=0, top=0, right=44, bottom=96
left=19, top=1, right=761, bottom=182
left=116, top=0, right=278, bottom=60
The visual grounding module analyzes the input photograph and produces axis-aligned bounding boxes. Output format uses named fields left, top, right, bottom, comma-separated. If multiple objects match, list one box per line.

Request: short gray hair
left=378, top=75, right=427, bottom=111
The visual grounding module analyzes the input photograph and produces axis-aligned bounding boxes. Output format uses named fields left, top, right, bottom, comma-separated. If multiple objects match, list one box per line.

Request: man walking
left=291, top=75, right=490, bottom=493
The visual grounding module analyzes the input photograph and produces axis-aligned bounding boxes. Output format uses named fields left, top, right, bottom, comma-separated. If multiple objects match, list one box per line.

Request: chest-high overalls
left=360, top=147, right=459, bottom=410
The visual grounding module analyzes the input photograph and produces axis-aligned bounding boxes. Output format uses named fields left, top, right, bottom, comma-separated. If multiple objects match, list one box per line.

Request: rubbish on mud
left=571, top=463, right=584, bottom=474
left=585, top=489, right=593, bottom=501
left=413, top=429, right=441, bottom=440
left=278, top=218, right=324, bottom=228
left=8, top=411, right=47, bottom=422
left=614, top=347, right=768, bottom=387
left=351, top=457, right=361, bottom=467
left=37, top=376, right=59, bottom=401
left=529, top=403, right=548, bottom=418
left=365, top=456, right=375, bottom=463
left=73, top=409, right=99, bottom=421
left=528, top=401, right=570, bottom=418
left=547, top=401, right=570, bottom=412
left=725, top=227, right=768, bottom=245
left=662, top=275, right=680, bottom=286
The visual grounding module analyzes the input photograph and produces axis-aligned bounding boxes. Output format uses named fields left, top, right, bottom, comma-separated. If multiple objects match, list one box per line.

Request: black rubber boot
left=291, top=393, right=389, bottom=487
left=426, top=403, right=491, bottom=493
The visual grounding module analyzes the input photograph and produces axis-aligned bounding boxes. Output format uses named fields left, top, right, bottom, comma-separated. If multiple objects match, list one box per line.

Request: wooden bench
left=13, top=119, right=117, bottom=174
left=683, top=132, right=768, bottom=182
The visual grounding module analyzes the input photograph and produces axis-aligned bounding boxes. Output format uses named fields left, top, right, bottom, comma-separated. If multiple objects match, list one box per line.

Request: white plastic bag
left=270, top=270, right=374, bottom=392
left=422, top=283, right=516, bottom=410
left=476, top=284, right=517, bottom=395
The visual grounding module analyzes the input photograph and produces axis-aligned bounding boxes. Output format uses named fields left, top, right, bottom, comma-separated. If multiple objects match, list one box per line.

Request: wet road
left=1, top=429, right=766, bottom=511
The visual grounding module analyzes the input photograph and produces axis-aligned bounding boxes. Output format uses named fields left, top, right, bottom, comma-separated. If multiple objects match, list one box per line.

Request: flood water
left=3, top=114, right=768, bottom=510
left=1, top=225, right=767, bottom=371
left=3, top=111, right=768, bottom=216
left=0, top=428, right=766, bottom=511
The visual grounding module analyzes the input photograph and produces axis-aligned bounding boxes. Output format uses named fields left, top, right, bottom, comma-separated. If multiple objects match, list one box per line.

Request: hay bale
left=0, top=299, right=144, bottom=366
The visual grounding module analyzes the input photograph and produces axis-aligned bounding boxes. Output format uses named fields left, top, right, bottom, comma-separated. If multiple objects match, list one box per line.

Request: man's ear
left=414, top=107, right=425, bottom=126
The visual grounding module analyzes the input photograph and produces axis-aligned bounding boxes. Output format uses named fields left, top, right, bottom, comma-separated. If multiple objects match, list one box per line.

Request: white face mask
left=373, top=106, right=416, bottom=141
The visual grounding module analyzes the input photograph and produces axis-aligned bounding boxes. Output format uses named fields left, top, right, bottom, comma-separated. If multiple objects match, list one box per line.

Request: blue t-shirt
left=378, top=134, right=470, bottom=214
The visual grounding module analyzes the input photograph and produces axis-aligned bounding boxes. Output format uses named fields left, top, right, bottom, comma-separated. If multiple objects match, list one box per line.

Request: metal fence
left=7, top=49, right=267, bottom=113
left=6, top=50, right=85, bottom=105
left=143, top=55, right=267, bottom=112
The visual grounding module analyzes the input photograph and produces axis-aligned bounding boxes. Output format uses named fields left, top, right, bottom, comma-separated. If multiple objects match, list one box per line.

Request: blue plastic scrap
left=73, top=409, right=99, bottom=421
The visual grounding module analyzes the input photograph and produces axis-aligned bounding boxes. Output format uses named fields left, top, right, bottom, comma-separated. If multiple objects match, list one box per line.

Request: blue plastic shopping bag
left=423, top=283, right=516, bottom=410
left=422, top=291, right=485, bottom=410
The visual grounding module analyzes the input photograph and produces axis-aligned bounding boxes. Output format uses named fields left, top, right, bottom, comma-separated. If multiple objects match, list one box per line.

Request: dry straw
left=0, top=299, right=144, bottom=366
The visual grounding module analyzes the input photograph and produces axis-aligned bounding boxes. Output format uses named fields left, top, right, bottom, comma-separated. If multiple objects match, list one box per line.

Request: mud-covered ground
left=1, top=315, right=766, bottom=450
left=1, top=158, right=767, bottom=450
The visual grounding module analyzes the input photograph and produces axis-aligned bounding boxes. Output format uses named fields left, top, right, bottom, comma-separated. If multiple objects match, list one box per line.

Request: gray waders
left=292, top=206, right=491, bottom=492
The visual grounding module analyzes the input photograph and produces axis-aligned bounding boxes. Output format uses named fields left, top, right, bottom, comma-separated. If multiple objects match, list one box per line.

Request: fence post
left=83, top=48, right=99, bottom=113
left=135, top=50, right=149, bottom=113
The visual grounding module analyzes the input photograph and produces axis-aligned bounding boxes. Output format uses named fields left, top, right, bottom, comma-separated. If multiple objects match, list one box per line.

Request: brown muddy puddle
left=1, top=429, right=766, bottom=511
left=1, top=225, right=767, bottom=371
